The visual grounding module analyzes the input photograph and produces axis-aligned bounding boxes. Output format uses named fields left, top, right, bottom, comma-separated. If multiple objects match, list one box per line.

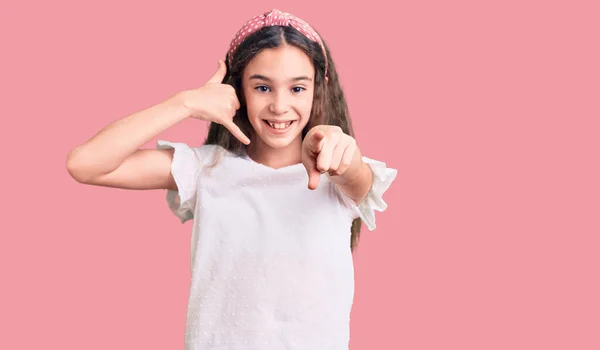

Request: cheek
left=299, top=97, right=314, bottom=118
left=243, top=93, right=261, bottom=120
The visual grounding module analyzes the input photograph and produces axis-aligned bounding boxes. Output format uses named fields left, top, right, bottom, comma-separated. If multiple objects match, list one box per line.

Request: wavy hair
left=204, top=25, right=362, bottom=251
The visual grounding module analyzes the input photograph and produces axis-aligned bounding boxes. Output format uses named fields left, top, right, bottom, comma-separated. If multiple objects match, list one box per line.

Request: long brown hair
left=204, top=25, right=362, bottom=251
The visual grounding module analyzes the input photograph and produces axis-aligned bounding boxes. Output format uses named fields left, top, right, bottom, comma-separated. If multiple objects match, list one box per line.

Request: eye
left=292, top=86, right=306, bottom=93
left=255, top=85, right=270, bottom=93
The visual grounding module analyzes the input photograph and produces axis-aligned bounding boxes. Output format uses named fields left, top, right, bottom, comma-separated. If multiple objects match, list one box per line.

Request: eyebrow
left=249, top=74, right=313, bottom=82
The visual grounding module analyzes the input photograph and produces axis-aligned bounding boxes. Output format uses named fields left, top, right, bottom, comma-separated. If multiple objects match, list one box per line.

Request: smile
left=263, top=120, right=295, bottom=131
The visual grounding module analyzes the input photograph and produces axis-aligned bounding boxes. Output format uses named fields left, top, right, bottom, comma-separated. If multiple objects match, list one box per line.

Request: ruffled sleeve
left=156, top=140, right=208, bottom=223
left=334, top=156, right=398, bottom=231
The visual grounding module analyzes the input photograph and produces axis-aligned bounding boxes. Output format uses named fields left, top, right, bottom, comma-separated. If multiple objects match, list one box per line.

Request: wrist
left=330, top=155, right=370, bottom=186
left=171, top=91, right=195, bottom=120
left=154, top=92, right=192, bottom=126
left=347, top=161, right=371, bottom=186
left=329, top=160, right=373, bottom=204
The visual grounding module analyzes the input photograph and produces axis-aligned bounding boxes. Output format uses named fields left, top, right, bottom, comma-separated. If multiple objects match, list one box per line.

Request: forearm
left=330, top=149, right=373, bottom=204
left=67, top=93, right=190, bottom=177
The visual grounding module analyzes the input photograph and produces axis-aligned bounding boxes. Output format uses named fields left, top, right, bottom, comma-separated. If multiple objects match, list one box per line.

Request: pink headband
left=227, top=9, right=328, bottom=77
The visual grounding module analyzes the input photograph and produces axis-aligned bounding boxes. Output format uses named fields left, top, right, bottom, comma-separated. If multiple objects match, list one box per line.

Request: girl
left=67, top=8, right=397, bottom=350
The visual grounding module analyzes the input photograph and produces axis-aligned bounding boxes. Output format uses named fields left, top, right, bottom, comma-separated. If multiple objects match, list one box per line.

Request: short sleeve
left=333, top=156, right=398, bottom=231
left=156, top=140, right=210, bottom=223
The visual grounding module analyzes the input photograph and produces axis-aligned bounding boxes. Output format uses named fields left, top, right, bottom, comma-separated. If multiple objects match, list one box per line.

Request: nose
left=269, top=91, right=290, bottom=115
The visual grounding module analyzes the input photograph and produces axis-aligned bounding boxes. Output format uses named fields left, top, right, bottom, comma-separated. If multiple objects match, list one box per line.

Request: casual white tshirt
left=157, top=140, right=397, bottom=350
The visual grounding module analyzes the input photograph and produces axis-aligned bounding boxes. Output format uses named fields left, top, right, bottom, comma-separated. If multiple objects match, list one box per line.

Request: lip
left=263, top=119, right=296, bottom=123
left=263, top=119, right=296, bottom=134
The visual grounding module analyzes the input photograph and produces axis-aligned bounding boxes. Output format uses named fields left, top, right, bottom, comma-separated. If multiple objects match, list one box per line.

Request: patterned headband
left=227, top=9, right=328, bottom=77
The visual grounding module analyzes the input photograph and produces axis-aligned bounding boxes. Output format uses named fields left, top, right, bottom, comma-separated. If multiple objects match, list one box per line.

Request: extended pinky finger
left=223, top=120, right=251, bottom=145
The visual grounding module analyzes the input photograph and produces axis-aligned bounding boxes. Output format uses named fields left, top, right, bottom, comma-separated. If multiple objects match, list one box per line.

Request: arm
left=328, top=149, right=373, bottom=205
left=66, top=94, right=188, bottom=190
left=66, top=59, right=248, bottom=191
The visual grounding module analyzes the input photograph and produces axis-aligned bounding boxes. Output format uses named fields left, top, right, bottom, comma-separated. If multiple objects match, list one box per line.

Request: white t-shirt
left=157, top=140, right=397, bottom=350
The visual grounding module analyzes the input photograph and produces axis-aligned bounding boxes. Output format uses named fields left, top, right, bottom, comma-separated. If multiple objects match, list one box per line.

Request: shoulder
left=156, top=140, right=229, bottom=166
left=156, top=140, right=220, bottom=155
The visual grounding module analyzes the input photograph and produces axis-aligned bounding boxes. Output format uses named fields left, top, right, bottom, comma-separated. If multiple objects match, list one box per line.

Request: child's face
left=242, top=45, right=315, bottom=151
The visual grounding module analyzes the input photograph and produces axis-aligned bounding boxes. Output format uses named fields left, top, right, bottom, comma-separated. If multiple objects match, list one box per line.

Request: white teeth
left=267, top=121, right=292, bottom=129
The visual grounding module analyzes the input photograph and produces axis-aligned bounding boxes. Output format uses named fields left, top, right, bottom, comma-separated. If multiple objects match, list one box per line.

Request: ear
left=325, top=76, right=329, bottom=85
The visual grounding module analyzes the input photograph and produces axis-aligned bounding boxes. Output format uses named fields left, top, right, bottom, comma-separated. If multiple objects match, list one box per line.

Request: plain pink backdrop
left=2, top=0, right=599, bottom=349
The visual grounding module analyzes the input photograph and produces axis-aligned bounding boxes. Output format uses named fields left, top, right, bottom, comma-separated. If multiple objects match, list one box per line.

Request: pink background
left=2, top=0, right=599, bottom=349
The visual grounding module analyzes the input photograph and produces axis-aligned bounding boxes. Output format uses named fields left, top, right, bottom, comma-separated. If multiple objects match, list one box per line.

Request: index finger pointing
left=309, top=130, right=325, bottom=153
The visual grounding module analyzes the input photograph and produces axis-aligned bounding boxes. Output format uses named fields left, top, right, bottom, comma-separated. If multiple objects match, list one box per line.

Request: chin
left=261, top=136, right=300, bottom=149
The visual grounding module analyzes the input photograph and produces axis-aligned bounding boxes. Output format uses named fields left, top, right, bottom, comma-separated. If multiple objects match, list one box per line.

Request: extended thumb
left=207, top=60, right=227, bottom=84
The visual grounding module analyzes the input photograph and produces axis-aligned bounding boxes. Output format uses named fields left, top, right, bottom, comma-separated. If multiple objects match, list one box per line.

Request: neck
left=246, top=136, right=303, bottom=169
